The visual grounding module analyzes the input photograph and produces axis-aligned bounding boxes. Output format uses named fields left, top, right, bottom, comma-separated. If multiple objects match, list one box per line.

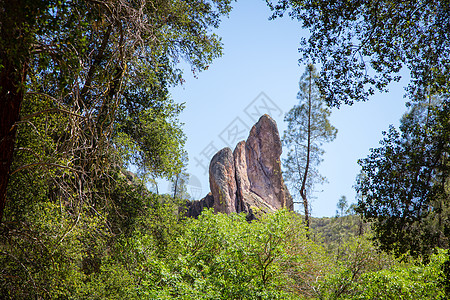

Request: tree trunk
left=300, top=66, right=313, bottom=230
left=301, top=192, right=310, bottom=229
left=0, top=0, right=34, bottom=223
left=0, top=63, right=26, bottom=223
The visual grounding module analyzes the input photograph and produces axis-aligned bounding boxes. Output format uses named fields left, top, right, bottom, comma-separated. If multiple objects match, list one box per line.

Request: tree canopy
left=268, top=0, right=450, bottom=264
left=0, top=0, right=233, bottom=222
left=1, top=1, right=449, bottom=298
left=267, top=0, right=450, bottom=106
left=0, top=0, right=234, bottom=297
left=356, top=99, right=450, bottom=257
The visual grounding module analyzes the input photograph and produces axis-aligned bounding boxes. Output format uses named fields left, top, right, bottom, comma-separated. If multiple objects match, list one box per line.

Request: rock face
left=186, top=114, right=293, bottom=218
left=209, top=148, right=237, bottom=214
left=185, top=193, right=214, bottom=218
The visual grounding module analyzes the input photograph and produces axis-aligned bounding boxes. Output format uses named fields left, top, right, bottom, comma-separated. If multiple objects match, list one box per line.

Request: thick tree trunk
left=0, top=61, right=26, bottom=223
left=0, top=0, right=33, bottom=223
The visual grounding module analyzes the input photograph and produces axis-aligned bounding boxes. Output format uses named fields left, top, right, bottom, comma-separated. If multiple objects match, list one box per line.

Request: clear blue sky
left=165, top=0, right=409, bottom=217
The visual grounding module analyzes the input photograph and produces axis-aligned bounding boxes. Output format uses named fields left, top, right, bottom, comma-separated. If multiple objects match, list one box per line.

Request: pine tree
left=283, top=65, right=337, bottom=229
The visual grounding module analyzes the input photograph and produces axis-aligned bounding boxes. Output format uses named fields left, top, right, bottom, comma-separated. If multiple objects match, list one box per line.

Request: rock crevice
left=186, top=114, right=293, bottom=218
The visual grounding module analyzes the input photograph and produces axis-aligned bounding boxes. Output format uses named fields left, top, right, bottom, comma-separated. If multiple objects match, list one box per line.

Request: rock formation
left=186, top=114, right=293, bottom=218
left=209, top=148, right=237, bottom=214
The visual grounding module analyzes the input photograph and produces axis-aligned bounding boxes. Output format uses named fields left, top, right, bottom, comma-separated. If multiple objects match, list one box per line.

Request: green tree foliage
left=441, top=225, right=450, bottom=297
left=356, top=99, right=450, bottom=258
left=169, top=154, right=192, bottom=200
left=316, top=235, right=397, bottom=299
left=0, top=0, right=233, bottom=223
left=0, top=0, right=234, bottom=297
left=283, top=64, right=337, bottom=228
left=310, top=215, right=368, bottom=253
left=336, top=196, right=348, bottom=217
left=2, top=193, right=446, bottom=299
left=1, top=166, right=187, bottom=298
left=348, top=250, right=447, bottom=300
left=2, top=1, right=449, bottom=298
left=267, top=0, right=450, bottom=106
left=309, top=220, right=446, bottom=299
left=89, top=209, right=334, bottom=299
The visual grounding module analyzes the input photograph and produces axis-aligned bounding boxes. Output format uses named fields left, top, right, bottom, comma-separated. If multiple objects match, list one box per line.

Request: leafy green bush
left=350, top=249, right=446, bottom=299
left=0, top=201, right=108, bottom=299
left=1, top=191, right=446, bottom=299
left=313, top=235, right=395, bottom=299
left=107, top=209, right=329, bottom=299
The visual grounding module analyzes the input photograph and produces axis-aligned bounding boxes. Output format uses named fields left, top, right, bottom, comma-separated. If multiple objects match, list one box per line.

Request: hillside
left=310, top=214, right=370, bottom=251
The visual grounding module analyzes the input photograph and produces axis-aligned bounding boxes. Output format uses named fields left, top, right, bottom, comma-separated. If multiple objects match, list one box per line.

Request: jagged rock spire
left=186, top=114, right=293, bottom=218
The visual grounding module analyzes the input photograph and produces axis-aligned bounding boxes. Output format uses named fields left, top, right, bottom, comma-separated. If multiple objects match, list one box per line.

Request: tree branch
left=10, top=162, right=79, bottom=176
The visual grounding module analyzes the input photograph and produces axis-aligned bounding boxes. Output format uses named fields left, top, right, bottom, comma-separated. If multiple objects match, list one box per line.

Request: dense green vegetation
left=2, top=195, right=447, bottom=298
left=1, top=0, right=449, bottom=299
left=269, top=1, right=450, bottom=296
left=356, top=100, right=450, bottom=258
left=0, top=0, right=233, bottom=222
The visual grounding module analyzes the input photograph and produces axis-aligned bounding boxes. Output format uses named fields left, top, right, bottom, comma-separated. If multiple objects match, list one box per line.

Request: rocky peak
left=209, top=147, right=237, bottom=214
left=186, top=114, right=293, bottom=218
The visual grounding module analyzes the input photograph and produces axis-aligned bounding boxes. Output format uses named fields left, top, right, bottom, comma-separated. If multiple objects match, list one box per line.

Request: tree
left=283, top=64, right=337, bottom=229
left=336, top=195, right=348, bottom=217
left=267, top=0, right=450, bottom=260
left=267, top=0, right=450, bottom=107
left=355, top=99, right=450, bottom=258
left=170, top=155, right=191, bottom=201
left=0, top=0, right=233, bottom=296
left=0, top=0, right=233, bottom=223
left=0, top=0, right=49, bottom=224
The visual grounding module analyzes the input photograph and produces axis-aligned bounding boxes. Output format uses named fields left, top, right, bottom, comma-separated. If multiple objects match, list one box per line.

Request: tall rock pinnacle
left=186, top=114, right=293, bottom=218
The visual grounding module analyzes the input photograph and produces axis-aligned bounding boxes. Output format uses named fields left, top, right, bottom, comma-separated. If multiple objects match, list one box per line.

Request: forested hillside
left=310, top=215, right=367, bottom=245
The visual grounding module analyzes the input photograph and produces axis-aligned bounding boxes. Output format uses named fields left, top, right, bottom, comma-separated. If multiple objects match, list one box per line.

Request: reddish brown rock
left=233, top=141, right=249, bottom=212
left=184, top=192, right=214, bottom=218
left=245, top=114, right=293, bottom=211
left=186, top=114, right=293, bottom=218
left=209, top=147, right=237, bottom=214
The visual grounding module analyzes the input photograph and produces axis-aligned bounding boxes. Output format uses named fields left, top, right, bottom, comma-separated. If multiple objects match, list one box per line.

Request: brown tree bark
left=0, top=0, right=35, bottom=223
left=0, top=60, right=27, bottom=224
left=300, top=66, right=313, bottom=230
